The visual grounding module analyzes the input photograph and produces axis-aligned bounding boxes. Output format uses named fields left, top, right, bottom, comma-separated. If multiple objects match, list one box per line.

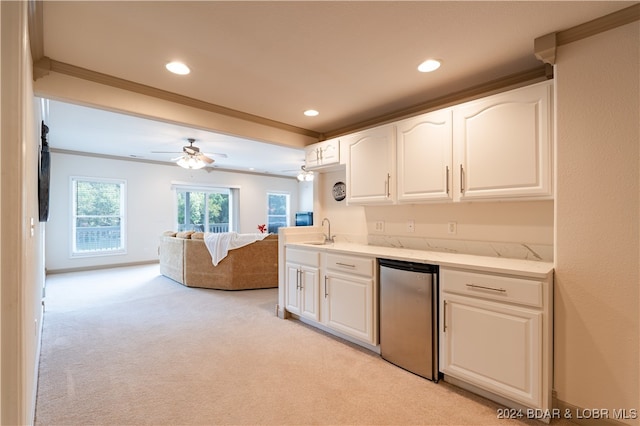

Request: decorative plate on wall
left=332, top=181, right=346, bottom=201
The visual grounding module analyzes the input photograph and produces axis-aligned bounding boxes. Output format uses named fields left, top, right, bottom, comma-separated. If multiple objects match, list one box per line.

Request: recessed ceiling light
left=417, top=59, right=441, bottom=73
left=304, top=109, right=319, bottom=117
left=166, top=61, right=191, bottom=75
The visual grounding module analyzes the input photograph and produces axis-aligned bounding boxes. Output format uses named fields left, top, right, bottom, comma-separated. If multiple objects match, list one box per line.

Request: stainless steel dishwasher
left=378, top=258, right=439, bottom=381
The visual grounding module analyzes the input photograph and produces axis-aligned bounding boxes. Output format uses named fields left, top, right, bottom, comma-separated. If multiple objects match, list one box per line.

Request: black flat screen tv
left=295, top=211, right=313, bottom=227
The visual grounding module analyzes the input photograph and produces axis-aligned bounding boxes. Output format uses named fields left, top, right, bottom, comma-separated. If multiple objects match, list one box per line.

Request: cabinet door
left=324, top=273, right=375, bottom=344
left=454, top=81, right=552, bottom=201
left=300, top=266, right=320, bottom=322
left=440, top=294, right=542, bottom=408
left=397, top=109, right=453, bottom=202
left=346, top=125, right=395, bottom=204
left=285, top=262, right=301, bottom=315
left=304, top=146, right=321, bottom=168
left=305, top=139, right=340, bottom=170
left=318, top=139, right=339, bottom=165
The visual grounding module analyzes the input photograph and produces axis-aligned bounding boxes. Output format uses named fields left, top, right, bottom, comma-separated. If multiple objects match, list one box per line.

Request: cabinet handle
left=297, top=269, right=302, bottom=290
left=386, top=173, right=391, bottom=198
left=465, top=283, right=506, bottom=293
left=335, top=262, right=356, bottom=268
left=446, top=166, right=450, bottom=194
left=443, top=300, right=447, bottom=332
left=324, top=276, right=328, bottom=298
left=384, top=175, right=388, bottom=198
left=459, top=164, right=465, bottom=193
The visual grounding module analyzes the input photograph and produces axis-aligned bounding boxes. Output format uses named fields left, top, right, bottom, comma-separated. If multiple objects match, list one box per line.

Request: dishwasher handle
left=378, top=258, right=438, bottom=274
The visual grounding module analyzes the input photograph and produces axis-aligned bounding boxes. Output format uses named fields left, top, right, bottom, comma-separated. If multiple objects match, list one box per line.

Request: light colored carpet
left=35, top=264, right=564, bottom=425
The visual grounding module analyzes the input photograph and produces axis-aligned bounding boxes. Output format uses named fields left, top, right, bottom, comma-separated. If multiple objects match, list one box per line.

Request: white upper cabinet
left=396, top=108, right=453, bottom=203
left=343, top=80, right=553, bottom=205
left=345, top=124, right=396, bottom=205
left=305, top=138, right=340, bottom=170
left=454, top=80, right=553, bottom=201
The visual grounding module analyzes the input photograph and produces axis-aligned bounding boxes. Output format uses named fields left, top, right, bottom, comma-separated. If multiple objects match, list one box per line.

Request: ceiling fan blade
left=198, top=153, right=215, bottom=164
left=151, top=151, right=183, bottom=154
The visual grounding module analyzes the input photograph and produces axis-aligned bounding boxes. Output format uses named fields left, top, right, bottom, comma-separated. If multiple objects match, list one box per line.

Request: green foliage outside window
left=177, top=190, right=230, bottom=232
left=72, top=177, right=125, bottom=254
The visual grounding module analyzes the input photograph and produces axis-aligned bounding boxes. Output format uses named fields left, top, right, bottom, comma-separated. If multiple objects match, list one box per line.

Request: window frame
left=70, top=176, right=127, bottom=258
left=172, top=183, right=239, bottom=233
left=266, top=191, right=290, bottom=234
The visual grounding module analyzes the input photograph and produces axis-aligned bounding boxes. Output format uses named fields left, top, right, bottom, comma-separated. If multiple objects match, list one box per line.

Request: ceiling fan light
left=297, top=166, right=314, bottom=181
left=177, top=155, right=206, bottom=169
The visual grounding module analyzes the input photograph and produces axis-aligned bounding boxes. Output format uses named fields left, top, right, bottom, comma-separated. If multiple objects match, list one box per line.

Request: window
left=175, top=186, right=237, bottom=233
left=71, top=177, right=126, bottom=256
left=267, top=192, right=290, bottom=233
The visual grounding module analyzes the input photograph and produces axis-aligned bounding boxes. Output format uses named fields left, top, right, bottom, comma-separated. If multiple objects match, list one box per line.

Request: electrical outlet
left=448, top=221, right=457, bottom=235
left=407, top=220, right=415, bottom=233
left=375, top=221, right=385, bottom=232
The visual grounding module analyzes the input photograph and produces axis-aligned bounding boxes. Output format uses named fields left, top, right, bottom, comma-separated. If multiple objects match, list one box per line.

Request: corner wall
left=1, top=1, right=45, bottom=424
left=555, top=21, right=639, bottom=424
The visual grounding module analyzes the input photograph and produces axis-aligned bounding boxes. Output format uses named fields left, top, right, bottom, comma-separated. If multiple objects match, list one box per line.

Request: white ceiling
left=39, top=1, right=633, bottom=177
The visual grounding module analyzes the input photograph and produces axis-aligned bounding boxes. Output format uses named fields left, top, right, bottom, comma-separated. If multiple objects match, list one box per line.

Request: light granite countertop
left=286, top=240, right=554, bottom=279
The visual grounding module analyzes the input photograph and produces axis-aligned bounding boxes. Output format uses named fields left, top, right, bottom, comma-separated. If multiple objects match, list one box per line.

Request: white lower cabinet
left=321, top=253, right=377, bottom=345
left=285, top=249, right=320, bottom=322
left=323, top=253, right=376, bottom=345
left=284, top=247, right=377, bottom=347
left=439, top=267, right=552, bottom=413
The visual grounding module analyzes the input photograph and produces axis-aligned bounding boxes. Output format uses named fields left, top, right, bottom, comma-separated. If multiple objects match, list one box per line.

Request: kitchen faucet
left=322, top=217, right=334, bottom=243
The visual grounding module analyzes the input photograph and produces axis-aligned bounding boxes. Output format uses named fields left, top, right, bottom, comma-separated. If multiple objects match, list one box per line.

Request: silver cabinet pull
left=296, top=269, right=301, bottom=290
left=460, top=164, right=465, bottom=193
left=466, top=283, right=506, bottom=293
left=324, top=276, right=328, bottom=298
left=443, top=300, right=448, bottom=332
left=335, top=262, right=355, bottom=268
left=386, top=173, right=391, bottom=197
left=446, top=166, right=450, bottom=194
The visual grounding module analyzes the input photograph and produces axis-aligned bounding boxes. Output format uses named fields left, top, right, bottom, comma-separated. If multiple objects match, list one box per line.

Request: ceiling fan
left=152, top=138, right=227, bottom=169
left=282, top=164, right=315, bottom=181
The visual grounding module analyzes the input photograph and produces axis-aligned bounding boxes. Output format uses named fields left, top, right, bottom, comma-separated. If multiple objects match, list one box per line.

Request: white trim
left=170, top=180, right=240, bottom=192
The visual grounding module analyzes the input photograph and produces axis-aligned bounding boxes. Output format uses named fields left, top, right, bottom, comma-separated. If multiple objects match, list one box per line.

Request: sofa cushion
left=176, top=231, right=194, bottom=239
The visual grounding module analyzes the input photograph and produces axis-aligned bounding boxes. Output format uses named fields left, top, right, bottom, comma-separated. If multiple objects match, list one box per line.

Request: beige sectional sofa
left=159, top=231, right=278, bottom=290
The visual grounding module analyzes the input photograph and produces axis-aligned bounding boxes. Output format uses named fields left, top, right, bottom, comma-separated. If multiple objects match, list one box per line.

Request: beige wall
left=555, top=21, right=639, bottom=424
left=314, top=169, right=367, bottom=242
left=314, top=168, right=554, bottom=250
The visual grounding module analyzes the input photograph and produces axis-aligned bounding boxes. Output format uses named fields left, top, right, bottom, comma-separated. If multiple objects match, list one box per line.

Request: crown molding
left=535, top=3, right=640, bottom=64
left=322, top=66, right=550, bottom=139
left=49, top=148, right=298, bottom=179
